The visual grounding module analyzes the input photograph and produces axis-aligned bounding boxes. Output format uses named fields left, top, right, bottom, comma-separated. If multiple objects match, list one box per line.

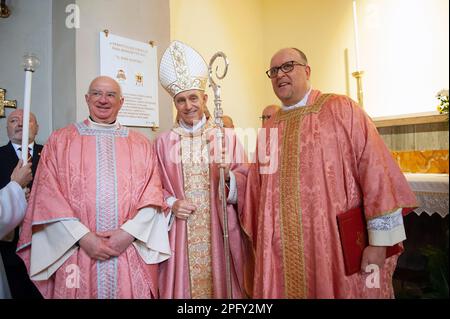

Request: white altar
left=404, top=173, right=449, bottom=218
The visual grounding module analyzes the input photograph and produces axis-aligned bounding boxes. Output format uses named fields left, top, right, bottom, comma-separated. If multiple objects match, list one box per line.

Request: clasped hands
left=79, top=229, right=135, bottom=261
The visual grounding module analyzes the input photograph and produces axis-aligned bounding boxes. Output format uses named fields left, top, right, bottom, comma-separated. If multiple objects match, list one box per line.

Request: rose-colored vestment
left=17, top=120, right=164, bottom=298
left=155, top=120, right=253, bottom=298
left=243, top=91, right=417, bottom=298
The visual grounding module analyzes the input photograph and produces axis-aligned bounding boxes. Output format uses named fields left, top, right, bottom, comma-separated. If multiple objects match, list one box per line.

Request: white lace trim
left=413, top=191, right=449, bottom=218
left=367, top=209, right=404, bottom=231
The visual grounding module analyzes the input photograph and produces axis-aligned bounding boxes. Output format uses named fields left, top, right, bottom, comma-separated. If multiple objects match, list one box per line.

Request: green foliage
left=420, top=231, right=449, bottom=298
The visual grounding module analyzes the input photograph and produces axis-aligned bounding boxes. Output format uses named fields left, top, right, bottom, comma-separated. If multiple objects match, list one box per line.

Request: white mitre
left=159, top=40, right=208, bottom=98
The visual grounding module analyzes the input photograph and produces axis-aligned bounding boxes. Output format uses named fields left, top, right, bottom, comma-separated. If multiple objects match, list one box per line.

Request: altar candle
left=352, top=0, right=361, bottom=71
left=21, top=54, right=39, bottom=165
left=21, top=70, right=32, bottom=164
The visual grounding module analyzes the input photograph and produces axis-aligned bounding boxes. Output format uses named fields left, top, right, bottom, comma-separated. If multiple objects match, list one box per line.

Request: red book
left=336, top=206, right=403, bottom=276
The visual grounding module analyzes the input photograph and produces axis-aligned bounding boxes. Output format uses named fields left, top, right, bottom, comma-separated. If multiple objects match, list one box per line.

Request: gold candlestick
left=352, top=70, right=364, bottom=108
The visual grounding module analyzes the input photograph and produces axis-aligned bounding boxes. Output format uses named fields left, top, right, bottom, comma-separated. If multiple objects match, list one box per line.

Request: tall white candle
left=21, top=70, right=32, bottom=164
left=352, top=0, right=361, bottom=71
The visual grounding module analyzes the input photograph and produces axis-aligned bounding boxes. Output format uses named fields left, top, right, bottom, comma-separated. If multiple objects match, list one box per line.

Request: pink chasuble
left=17, top=120, right=164, bottom=299
left=243, top=91, right=417, bottom=298
left=156, top=119, right=253, bottom=299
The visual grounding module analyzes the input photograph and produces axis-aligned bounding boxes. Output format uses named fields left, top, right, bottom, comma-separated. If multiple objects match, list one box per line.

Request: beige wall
left=261, top=0, right=354, bottom=107
left=269, top=0, right=449, bottom=118
left=170, top=0, right=266, bottom=133
left=171, top=0, right=449, bottom=124
left=357, top=0, right=449, bottom=117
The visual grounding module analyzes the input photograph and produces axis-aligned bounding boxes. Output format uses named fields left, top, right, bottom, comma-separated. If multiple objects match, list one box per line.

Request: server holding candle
left=0, top=54, right=43, bottom=299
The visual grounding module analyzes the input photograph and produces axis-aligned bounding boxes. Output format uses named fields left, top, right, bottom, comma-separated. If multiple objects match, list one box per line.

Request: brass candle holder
left=352, top=70, right=364, bottom=109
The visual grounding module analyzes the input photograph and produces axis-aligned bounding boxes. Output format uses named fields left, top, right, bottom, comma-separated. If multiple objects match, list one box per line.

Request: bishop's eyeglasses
left=265, top=61, right=306, bottom=79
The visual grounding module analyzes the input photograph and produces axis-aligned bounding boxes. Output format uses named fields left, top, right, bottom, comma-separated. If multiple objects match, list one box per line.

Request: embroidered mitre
left=159, top=40, right=208, bottom=98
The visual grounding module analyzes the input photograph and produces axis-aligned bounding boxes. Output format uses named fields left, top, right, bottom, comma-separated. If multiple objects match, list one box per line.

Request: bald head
left=270, top=48, right=307, bottom=66
left=85, top=76, right=124, bottom=124
left=88, top=76, right=122, bottom=97
left=222, top=115, right=234, bottom=129
left=6, top=109, right=39, bottom=144
left=261, top=104, right=280, bottom=126
left=262, top=104, right=280, bottom=117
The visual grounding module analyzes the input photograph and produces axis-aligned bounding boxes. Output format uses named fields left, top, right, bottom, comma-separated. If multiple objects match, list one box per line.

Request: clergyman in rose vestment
left=243, top=48, right=417, bottom=298
left=16, top=76, right=171, bottom=299
left=156, top=41, right=253, bottom=299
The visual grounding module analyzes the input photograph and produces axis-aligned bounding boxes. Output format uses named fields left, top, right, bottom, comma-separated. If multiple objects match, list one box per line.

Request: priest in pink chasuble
left=156, top=41, right=253, bottom=299
left=242, top=48, right=417, bottom=298
left=17, top=76, right=171, bottom=299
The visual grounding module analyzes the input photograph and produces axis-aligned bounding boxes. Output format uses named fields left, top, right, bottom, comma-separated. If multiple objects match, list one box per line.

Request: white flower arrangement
left=436, top=89, right=449, bottom=115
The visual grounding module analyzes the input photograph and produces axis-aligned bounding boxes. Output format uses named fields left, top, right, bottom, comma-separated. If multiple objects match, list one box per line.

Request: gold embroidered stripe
left=278, top=94, right=332, bottom=298
left=181, top=133, right=213, bottom=298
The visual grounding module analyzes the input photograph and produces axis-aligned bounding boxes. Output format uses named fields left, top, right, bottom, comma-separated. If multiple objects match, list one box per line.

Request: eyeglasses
left=259, top=115, right=272, bottom=121
left=88, top=90, right=119, bottom=100
left=265, top=61, right=306, bottom=79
